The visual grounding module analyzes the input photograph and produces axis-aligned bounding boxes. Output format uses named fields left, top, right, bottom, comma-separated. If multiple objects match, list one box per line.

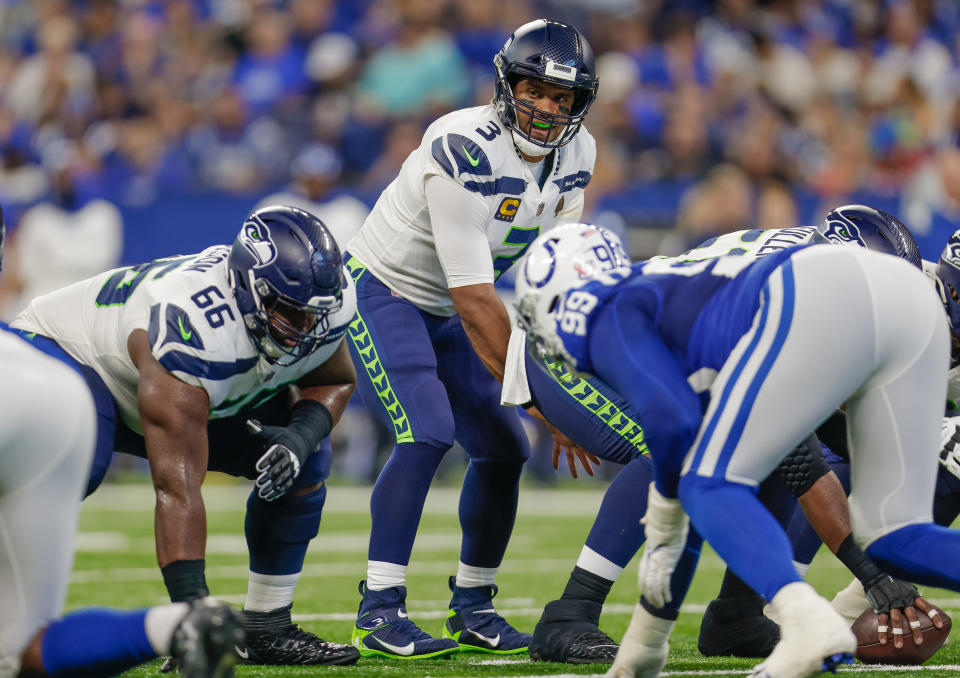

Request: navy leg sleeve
left=245, top=443, right=331, bottom=575
left=583, top=456, right=653, bottom=568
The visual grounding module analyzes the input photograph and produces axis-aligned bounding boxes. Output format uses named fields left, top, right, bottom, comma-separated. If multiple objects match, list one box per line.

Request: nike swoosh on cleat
left=468, top=631, right=500, bottom=647
left=397, top=608, right=408, bottom=618
left=371, top=638, right=415, bottom=656
left=473, top=609, right=497, bottom=614
left=235, top=646, right=249, bottom=660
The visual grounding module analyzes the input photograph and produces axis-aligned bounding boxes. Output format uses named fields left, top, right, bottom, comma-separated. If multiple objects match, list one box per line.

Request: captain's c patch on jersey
left=495, top=197, right=521, bottom=222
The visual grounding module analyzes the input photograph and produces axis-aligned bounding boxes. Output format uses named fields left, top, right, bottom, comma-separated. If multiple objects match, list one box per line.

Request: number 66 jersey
left=12, top=245, right=357, bottom=434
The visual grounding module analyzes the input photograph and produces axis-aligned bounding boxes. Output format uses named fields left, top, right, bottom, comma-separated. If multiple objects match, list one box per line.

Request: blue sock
left=368, top=441, right=446, bottom=563
left=41, top=608, right=155, bottom=678
left=459, top=459, right=524, bottom=567
left=679, top=475, right=801, bottom=602
left=245, top=483, right=326, bottom=574
left=583, top=456, right=653, bottom=568
left=867, top=523, right=960, bottom=591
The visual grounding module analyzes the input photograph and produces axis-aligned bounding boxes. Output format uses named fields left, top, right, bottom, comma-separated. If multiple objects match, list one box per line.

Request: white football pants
left=683, top=246, right=948, bottom=546
left=0, top=331, right=96, bottom=675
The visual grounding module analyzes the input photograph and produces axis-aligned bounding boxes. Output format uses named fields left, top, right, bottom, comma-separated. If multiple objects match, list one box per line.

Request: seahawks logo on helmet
left=238, top=216, right=277, bottom=268
left=820, top=216, right=866, bottom=248
left=944, top=235, right=960, bottom=267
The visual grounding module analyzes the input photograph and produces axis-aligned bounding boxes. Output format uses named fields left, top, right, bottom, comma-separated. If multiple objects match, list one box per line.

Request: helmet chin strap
left=511, top=129, right=552, bottom=159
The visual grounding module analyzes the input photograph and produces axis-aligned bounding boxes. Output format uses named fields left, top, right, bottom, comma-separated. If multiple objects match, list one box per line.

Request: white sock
left=366, top=560, right=407, bottom=590
left=576, top=546, right=623, bottom=582
left=244, top=571, right=300, bottom=612
left=455, top=562, right=498, bottom=588
left=144, top=603, right=189, bottom=655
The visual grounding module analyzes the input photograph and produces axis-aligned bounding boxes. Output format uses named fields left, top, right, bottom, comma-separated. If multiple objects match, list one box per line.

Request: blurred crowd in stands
left=2, top=0, right=960, bottom=481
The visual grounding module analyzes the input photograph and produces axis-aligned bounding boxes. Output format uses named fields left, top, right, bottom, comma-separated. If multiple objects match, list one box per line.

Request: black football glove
left=865, top=574, right=920, bottom=614
left=247, top=419, right=307, bottom=502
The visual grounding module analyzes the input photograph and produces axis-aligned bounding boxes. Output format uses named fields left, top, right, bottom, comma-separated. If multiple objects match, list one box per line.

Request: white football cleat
left=750, top=582, right=855, bottom=678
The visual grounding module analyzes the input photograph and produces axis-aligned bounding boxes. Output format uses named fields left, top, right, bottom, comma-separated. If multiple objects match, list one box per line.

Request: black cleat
left=171, top=597, right=245, bottom=678
left=528, top=599, right=619, bottom=664
left=236, top=603, right=360, bottom=666
left=698, top=595, right=780, bottom=658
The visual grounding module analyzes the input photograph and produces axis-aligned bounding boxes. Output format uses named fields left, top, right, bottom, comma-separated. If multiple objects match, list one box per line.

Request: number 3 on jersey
left=493, top=224, right=540, bottom=282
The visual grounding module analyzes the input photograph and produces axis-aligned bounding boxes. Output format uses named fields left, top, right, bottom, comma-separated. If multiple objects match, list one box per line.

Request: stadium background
left=2, top=2, right=960, bottom=675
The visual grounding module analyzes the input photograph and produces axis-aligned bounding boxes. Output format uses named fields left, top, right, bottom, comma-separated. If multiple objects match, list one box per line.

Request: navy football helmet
left=937, top=230, right=960, bottom=331
left=227, top=205, right=345, bottom=366
left=493, top=19, right=599, bottom=153
left=816, top=204, right=922, bottom=268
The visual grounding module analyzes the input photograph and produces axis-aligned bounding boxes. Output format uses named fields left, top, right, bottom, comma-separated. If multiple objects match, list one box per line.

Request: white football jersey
left=654, top=226, right=819, bottom=263
left=12, top=246, right=357, bottom=434
left=347, top=104, right=596, bottom=316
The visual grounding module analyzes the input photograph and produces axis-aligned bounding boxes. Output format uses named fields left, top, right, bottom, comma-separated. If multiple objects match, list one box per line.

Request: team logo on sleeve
left=820, top=215, right=866, bottom=248
left=495, top=198, right=521, bottom=222
left=239, top=216, right=277, bottom=268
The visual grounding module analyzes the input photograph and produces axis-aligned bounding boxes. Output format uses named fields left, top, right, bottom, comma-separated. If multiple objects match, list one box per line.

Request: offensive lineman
left=515, top=223, right=960, bottom=678
left=343, top=19, right=600, bottom=658
left=11, top=206, right=361, bottom=666
left=0, top=205, right=243, bottom=678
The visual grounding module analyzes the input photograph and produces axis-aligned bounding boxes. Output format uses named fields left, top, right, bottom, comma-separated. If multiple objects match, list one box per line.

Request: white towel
left=500, top=326, right=532, bottom=406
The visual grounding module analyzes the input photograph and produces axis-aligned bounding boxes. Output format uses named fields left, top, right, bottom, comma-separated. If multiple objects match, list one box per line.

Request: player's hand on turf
left=637, top=483, right=689, bottom=608
left=247, top=419, right=302, bottom=501
left=939, top=415, right=960, bottom=479
left=545, top=420, right=600, bottom=478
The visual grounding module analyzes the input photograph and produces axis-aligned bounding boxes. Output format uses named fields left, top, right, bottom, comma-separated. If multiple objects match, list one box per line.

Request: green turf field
left=72, top=479, right=958, bottom=678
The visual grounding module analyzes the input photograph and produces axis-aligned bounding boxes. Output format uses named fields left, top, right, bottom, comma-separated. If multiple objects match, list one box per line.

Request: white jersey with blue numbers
left=655, top=227, right=818, bottom=263
left=11, top=246, right=357, bottom=434
left=347, top=104, right=595, bottom=316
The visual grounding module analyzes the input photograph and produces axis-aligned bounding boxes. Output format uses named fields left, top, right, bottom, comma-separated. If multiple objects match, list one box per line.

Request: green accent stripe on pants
left=544, top=359, right=650, bottom=455
left=345, top=256, right=414, bottom=444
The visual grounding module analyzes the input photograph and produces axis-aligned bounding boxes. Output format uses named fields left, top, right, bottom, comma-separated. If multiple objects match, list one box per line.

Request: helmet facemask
left=494, top=60, right=596, bottom=153
left=244, top=271, right=342, bottom=367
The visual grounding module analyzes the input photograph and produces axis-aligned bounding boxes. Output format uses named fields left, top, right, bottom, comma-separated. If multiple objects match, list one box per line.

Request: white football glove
left=939, top=415, right=960, bottom=479
left=637, top=482, right=689, bottom=609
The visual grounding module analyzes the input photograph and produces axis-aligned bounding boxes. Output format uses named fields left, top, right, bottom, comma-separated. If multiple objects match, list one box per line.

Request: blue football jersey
left=551, top=246, right=808, bottom=494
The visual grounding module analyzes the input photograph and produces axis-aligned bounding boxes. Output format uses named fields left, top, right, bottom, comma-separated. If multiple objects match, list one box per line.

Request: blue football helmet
left=493, top=19, right=599, bottom=153
left=227, top=205, right=345, bottom=366
left=515, top=223, right=630, bottom=368
left=816, top=204, right=922, bottom=268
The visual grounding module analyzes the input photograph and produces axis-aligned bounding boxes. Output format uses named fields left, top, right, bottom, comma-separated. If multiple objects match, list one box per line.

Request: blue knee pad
left=245, top=447, right=330, bottom=575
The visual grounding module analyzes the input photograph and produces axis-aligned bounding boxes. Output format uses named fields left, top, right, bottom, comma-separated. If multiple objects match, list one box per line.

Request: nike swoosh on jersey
left=462, top=145, right=481, bottom=167
left=372, top=637, right=415, bottom=656
left=397, top=608, right=408, bottom=618
left=178, top=316, right=192, bottom=341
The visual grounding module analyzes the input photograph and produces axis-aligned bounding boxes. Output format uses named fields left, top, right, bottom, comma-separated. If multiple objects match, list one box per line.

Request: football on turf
left=852, top=605, right=952, bottom=664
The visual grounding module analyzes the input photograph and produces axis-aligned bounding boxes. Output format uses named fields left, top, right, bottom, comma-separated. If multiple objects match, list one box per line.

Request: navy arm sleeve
left=587, top=297, right=703, bottom=498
